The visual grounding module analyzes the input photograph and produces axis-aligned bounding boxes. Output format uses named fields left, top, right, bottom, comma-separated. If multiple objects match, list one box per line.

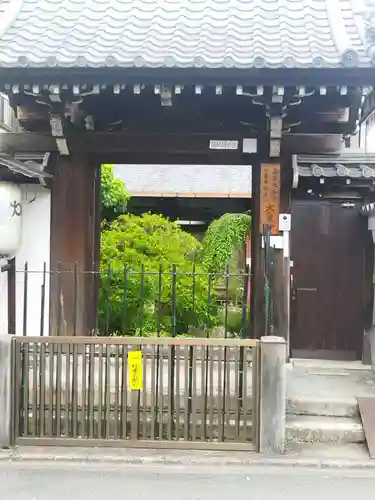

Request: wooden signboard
left=259, top=163, right=280, bottom=235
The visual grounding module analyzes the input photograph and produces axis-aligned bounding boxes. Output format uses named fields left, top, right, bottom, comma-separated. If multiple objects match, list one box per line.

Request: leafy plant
left=100, top=213, right=216, bottom=335
left=202, top=213, right=251, bottom=273
left=101, top=164, right=130, bottom=221
left=217, top=306, right=248, bottom=335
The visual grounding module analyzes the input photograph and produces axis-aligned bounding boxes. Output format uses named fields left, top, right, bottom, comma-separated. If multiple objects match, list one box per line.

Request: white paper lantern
left=0, top=182, right=22, bottom=257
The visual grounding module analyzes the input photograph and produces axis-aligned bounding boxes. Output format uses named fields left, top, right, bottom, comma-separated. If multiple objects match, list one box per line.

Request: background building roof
left=0, top=0, right=374, bottom=70
left=114, top=164, right=252, bottom=197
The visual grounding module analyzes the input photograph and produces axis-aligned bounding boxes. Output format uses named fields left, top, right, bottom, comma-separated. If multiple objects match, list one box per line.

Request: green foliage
left=101, top=164, right=130, bottom=221
left=217, top=306, right=248, bottom=336
left=100, top=213, right=216, bottom=335
left=202, top=213, right=251, bottom=273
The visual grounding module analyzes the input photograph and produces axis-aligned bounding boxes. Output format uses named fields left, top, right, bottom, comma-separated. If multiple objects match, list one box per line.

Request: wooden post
left=251, top=157, right=291, bottom=343
left=49, top=152, right=101, bottom=336
left=273, top=158, right=292, bottom=350
left=251, top=161, right=281, bottom=339
left=0, top=335, right=12, bottom=448
left=250, top=160, right=264, bottom=338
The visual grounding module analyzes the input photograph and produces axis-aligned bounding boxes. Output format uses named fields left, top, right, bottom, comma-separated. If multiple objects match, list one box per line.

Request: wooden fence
left=11, top=336, right=260, bottom=451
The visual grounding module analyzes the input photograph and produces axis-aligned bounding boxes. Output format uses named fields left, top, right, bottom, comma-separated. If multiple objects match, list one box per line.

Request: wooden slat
left=14, top=336, right=259, bottom=347
left=357, top=397, right=375, bottom=459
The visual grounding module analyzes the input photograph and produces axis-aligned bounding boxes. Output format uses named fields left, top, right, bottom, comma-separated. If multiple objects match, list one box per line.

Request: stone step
left=291, top=359, right=372, bottom=371
left=287, top=397, right=359, bottom=418
left=286, top=415, right=365, bottom=444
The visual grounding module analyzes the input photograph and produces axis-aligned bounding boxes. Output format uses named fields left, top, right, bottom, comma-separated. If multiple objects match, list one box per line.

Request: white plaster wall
left=0, top=94, right=12, bottom=331
left=15, top=185, right=50, bottom=336
left=0, top=93, right=17, bottom=131
left=0, top=258, right=8, bottom=334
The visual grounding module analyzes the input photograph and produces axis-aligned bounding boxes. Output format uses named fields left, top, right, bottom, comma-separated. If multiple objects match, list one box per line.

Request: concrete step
left=286, top=415, right=365, bottom=444
left=287, top=397, right=359, bottom=418
left=291, top=359, right=372, bottom=371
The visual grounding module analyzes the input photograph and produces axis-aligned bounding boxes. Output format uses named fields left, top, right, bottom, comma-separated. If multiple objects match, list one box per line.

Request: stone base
left=363, top=328, right=375, bottom=367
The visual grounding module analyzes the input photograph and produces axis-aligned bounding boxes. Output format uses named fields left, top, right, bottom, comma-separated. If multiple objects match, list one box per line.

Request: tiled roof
left=293, top=153, right=375, bottom=188
left=114, top=164, right=252, bottom=196
left=0, top=0, right=374, bottom=70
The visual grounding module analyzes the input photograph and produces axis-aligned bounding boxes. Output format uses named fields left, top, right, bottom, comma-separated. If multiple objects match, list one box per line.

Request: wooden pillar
left=250, top=156, right=291, bottom=342
left=49, top=152, right=101, bottom=336
left=273, top=158, right=292, bottom=350
left=250, top=160, right=264, bottom=338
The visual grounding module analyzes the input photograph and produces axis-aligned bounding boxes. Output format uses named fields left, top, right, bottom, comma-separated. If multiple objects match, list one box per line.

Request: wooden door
left=290, top=199, right=372, bottom=360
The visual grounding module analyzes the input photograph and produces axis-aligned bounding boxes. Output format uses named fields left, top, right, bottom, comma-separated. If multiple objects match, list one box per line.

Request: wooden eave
left=0, top=72, right=369, bottom=159
left=2, top=67, right=375, bottom=88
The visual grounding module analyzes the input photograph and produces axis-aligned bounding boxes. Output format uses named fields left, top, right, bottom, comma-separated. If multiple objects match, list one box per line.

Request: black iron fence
left=6, top=263, right=251, bottom=338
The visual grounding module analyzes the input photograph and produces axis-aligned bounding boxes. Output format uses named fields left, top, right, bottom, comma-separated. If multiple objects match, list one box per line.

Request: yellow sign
left=128, top=350, right=143, bottom=390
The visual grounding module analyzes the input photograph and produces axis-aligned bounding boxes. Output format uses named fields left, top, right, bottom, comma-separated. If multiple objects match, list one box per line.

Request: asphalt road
left=2, top=462, right=375, bottom=500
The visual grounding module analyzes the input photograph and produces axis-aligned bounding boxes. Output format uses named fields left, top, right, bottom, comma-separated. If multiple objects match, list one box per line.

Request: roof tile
left=114, top=164, right=252, bottom=196
left=0, top=0, right=372, bottom=69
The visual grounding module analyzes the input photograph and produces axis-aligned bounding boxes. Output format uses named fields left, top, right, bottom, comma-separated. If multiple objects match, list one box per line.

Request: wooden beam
left=0, top=131, right=343, bottom=157
left=1, top=67, right=375, bottom=87
left=285, top=122, right=349, bottom=135
left=0, top=133, right=56, bottom=153
left=283, top=134, right=342, bottom=154
left=81, top=133, right=252, bottom=155
left=0, top=132, right=256, bottom=156
left=1, top=130, right=342, bottom=165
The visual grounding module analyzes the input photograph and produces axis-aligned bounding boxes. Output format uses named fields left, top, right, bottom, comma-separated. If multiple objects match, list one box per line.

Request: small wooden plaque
left=259, top=163, right=280, bottom=235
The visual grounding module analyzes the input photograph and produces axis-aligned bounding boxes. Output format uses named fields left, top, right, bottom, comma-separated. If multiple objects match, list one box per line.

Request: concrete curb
left=1, top=449, right=375, bottom=470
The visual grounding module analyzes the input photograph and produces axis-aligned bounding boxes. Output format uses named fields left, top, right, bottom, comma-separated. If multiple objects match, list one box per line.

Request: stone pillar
left=49, top=153, right=101, bottom=336
left=0, top=335, right=12, bottom=448
left=259, top=335, right=286, bottom=454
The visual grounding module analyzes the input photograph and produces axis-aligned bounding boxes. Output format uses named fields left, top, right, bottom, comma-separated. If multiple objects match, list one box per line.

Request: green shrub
left=202, top=213, right=251, bottom=273
left=217, top=306, right=249, bottom=336
left=101, top=164, right=130, bottom=221
left=100, top=213, right=217, bottom=335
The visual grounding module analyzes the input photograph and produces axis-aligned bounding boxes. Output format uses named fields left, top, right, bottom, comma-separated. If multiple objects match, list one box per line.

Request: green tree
left=100, top=213, right=216, bottom=335
left=202, top=213, right=251, bottom=273
left=101, top=164, right=130, bottom=221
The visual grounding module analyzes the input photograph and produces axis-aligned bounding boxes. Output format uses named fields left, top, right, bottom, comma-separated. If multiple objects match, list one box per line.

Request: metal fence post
left=0, top=335, right=13, bottom=448
left=259, top=336, right=286, bottom=454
